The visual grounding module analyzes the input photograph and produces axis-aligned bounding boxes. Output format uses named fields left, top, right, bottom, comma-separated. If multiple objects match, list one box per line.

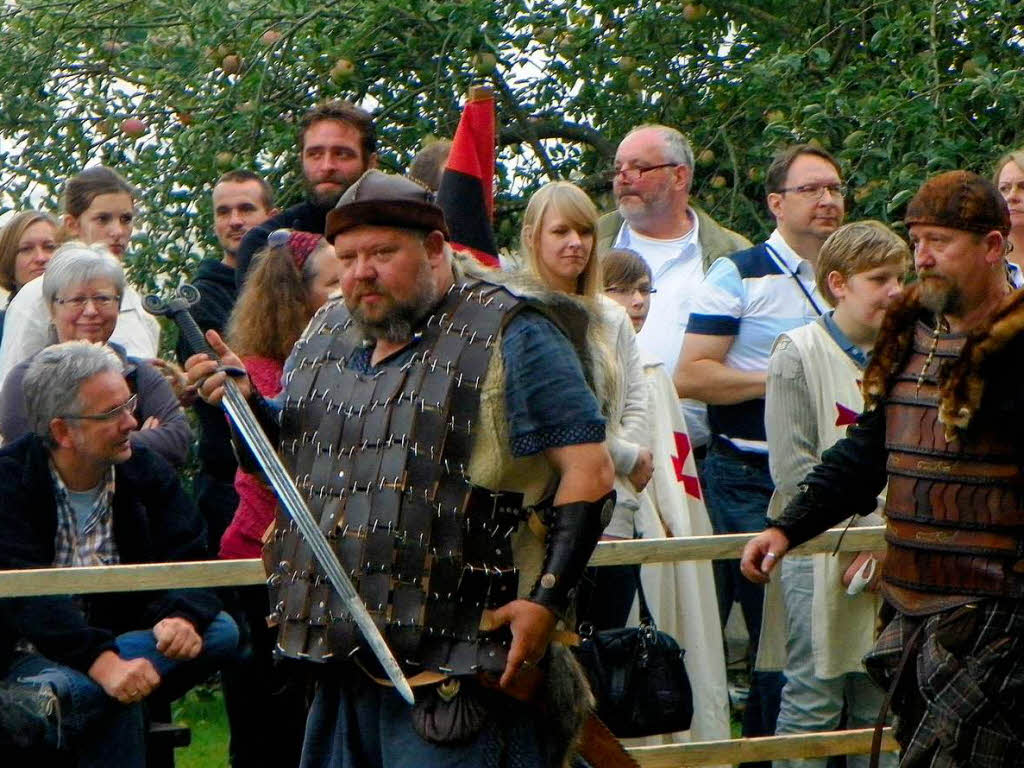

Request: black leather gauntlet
left=528, top=490, right=616, bottom=617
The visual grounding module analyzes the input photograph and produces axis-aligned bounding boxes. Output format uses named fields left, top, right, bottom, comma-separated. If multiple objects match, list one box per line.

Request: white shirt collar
left=766, top=228, right=814, bottom=277
left=617, top=207, right=700, bottom=254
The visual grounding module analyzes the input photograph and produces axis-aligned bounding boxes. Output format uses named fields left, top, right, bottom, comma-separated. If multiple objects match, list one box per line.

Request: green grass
left=171, top=684, right=230, bottom=768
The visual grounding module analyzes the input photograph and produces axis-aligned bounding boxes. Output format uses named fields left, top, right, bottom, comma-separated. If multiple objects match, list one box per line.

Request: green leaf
left=888, top=188, right=915, bottom=213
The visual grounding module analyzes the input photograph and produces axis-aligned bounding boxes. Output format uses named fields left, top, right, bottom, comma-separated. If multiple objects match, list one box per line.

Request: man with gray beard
left=596, top=124, right=751, bottom=449
left=186, top=170, right=616, bottom=767
left=741, top=171, right=1024, bottom=766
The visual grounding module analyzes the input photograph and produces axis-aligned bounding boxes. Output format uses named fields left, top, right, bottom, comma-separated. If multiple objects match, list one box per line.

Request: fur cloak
left=862, top=283, right=1024, bottom=439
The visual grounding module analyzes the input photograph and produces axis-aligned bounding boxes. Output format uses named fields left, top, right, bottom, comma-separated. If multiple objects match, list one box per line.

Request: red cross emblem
left=671, top=432, right=702, bottom=500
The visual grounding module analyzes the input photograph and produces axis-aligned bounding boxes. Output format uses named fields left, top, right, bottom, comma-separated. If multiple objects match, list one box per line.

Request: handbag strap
left=636, top=576, right=654, bottom=627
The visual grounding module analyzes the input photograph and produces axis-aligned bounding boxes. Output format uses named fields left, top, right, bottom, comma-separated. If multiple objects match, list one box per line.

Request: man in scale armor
left=187, top=170, right=615, bottom=767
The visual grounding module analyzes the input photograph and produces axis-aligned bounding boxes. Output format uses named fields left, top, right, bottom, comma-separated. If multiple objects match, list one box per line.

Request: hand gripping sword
left=145, top=285, right=415, bottom=705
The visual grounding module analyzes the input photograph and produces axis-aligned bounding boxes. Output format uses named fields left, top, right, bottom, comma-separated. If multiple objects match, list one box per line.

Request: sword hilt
left=144, top=284, right=215, bottom=360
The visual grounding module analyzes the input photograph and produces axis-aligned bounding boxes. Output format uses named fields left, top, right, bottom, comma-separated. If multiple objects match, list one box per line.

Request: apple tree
left=0, top=0, right=1022, bottom=287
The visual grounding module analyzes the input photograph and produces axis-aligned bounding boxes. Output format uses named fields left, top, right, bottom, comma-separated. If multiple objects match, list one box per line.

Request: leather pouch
left=411, top=678, right=489, bottom=745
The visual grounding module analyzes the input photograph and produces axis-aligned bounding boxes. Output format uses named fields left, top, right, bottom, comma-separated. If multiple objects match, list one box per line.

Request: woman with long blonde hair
left=520, top=180, right=651, bottom=629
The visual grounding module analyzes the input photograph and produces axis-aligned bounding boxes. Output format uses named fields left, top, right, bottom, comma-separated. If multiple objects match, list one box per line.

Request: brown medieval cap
left=324, top=169, right=449, bottom=242
left=904, top=170, right=1010, bottom=236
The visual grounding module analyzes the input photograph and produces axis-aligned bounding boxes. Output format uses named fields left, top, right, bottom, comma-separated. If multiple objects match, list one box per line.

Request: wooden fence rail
left=0, top=526, right=886, bottom=597
left=0, top=526, right=897, bottom=765
left=630, top=727, right=897, bottom=766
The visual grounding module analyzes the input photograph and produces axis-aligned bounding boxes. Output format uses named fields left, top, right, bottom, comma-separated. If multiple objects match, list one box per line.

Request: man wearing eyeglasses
left=597, top=124, right=752, bottom=451
left=676, top=144, right=846, bottom=754
left=0, top=341, right=238, bottom=764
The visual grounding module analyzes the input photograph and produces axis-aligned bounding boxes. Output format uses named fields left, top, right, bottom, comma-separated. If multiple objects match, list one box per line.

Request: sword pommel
left=143, top=284, right=214, bottom=360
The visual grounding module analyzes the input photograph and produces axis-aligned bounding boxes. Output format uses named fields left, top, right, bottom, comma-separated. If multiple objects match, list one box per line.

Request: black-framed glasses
left=775, top=183, right=848, bottom=200
left=53, top=293, right=121, bottom=310
left=61, top=394, right=138, bottom=422
left=606, top=285, right=657, bottom=296
left=603, top=163, right=679, bottom=183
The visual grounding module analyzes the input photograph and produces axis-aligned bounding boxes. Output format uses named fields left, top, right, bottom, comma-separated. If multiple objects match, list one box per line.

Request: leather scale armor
left=882, top=322, right=1024, bottom=614
left=266, top=277, right=531, bottom=676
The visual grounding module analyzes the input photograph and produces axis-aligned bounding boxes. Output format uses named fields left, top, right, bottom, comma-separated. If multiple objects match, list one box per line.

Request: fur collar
left=862, top=283, right=1024, bottom=437
left=456, top=253, right=618, bottom=409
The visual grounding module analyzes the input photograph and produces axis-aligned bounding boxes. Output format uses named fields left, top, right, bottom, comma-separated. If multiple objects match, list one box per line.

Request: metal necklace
left=916, top=316, right=949, bottom=396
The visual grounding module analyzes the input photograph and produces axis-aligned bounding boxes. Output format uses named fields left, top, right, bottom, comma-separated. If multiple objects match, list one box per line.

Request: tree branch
left=498, top=119, right=614, bottom=159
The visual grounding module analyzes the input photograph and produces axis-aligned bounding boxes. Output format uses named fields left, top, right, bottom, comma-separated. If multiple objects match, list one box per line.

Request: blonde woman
left=993, top=149, right=1024, bottom=286
left=520, top=181, right=650, bottom=629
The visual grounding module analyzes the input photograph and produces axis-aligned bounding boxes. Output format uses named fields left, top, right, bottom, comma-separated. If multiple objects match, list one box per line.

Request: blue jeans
left=702, top=438, right=785, bottom=747
left=6, top=610, right=238, bottom=765
left=774, top=557, right=894, bottom=768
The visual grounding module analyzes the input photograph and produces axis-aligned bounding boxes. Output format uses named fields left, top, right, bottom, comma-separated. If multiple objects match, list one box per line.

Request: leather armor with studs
left=882, top=322, right=1024, bottom=615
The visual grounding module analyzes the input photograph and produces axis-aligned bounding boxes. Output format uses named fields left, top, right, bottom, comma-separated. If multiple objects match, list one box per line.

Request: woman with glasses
left=601, top=247, right=732, bottom=746
left=519, top=181, right=651, bottom=630
left=0, top=166, right=160, bottom=389
left=0, top=242, right=190, bottom=466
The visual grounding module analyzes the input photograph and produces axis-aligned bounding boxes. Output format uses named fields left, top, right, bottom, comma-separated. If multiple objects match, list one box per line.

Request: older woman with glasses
left=0, top=242, right=190, bottom=466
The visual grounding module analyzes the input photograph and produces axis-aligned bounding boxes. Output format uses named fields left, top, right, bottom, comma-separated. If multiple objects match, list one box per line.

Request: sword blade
left=221, top=380, right=415, bottom=705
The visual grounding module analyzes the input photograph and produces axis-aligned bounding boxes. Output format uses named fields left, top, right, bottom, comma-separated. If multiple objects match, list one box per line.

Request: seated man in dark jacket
left=0, top=341, right=238, bottom=766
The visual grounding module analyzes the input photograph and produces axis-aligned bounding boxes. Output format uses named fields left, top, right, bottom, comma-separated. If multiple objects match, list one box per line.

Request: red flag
left=437, top=85, right=499, bottom=268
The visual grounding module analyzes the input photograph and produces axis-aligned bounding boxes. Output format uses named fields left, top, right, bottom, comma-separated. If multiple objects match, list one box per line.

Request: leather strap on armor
left=529, top=491, right=616, bottom=617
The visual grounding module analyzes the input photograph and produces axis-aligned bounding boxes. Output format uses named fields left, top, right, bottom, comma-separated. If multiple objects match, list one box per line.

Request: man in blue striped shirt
left=676, top=144, right=846, bottom=751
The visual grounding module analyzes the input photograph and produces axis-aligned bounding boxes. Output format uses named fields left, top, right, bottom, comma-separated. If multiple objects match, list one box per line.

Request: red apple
left=121, top=118, right=147, bottom=138
left=220, top=54, right=242, bottom=75
left=261, top=29, right=283, bottom=46
left=683, top=4, right=708, bottom=21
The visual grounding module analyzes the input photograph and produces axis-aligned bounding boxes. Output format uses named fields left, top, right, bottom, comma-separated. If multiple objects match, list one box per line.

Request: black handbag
left=573, top=600, right=693, bottom=738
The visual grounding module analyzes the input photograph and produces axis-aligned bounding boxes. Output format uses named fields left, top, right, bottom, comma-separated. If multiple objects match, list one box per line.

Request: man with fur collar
left=742, top=170, right=1024, bottom=767
left=186, top=170, right=616, bottom=767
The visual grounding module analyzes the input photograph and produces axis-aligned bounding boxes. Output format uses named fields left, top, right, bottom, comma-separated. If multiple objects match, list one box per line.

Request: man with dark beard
left=741, top=170, right=1024, bottom=767
left=235, top=100, right=377, bottom=284
left=186, top=170, right=616, bottom=767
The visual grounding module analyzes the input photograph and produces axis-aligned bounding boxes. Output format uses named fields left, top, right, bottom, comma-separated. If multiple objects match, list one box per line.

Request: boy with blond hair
left=760, top=220, right=908, bottom=767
